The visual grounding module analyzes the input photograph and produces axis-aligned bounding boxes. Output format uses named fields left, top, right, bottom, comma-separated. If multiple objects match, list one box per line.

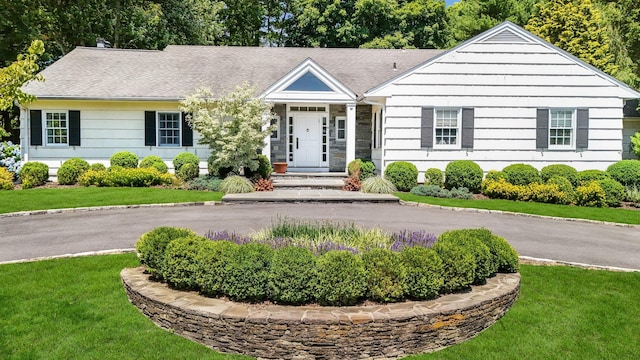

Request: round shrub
left=578, top=169, right=610, bottom=184
left=19, top=162, right=49, bottom=189
left=219, top=175, right=254, bottom=193
left=361, top=176, right=397, bottom=194
left=135, top=227, right=196, bottom=279
left=438, top=230, right=494, bottom=285
left=315, top=250, right=367, bottom=306
left=400, top=246, right=444, bottom=300
left=384, top=161, right=418, bottom=192
left=502, top=163, right=541, bottom=186
left=139, top=155, right=168, bottom=173
left=607, top=160, right=640, bottom=187
left=268, top=246, right=317, bottom=305
left=541, top=164, right=579, bottom=187
left=57, top=158, right=90, bottom=185
left=0, top=167, right=14, bottom=190
left=176, top=162, right=199, bottom=181
left=575, top=181, right=607, bottom=207
left=163, top=235, right=209, bottom=290
left=244, top=154, right=272, bottom=180
left=449, top=228, right=519, bottom=275
left=546, top=175, right=575, bottom=203
left=89, top=163, right=107, bottom=172
left=78, top=169, right=112, bottom=187
left=444, top=160, right=483, bottom=193
left=110, top=151, right=139, bottom=168
left=173, top=152, right=199, bottom=172
left=596, top=178, right=625, bottom=207
left=348, top=159, right=362, bottom=177
left=362, top=248, right=406, bottom=303
left=360, top=160, right=376, bottom=180
left=222, top=242, right=274, bottom=302
left=195, top=240, right=237, bottom=297
left=424, top=168, right=443, bottom=187
left=432, top=239, right=475, bottom=293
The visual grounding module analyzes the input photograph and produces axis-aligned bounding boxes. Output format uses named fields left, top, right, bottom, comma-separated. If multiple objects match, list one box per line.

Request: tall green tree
left=601, top=0, right=640, bottom=88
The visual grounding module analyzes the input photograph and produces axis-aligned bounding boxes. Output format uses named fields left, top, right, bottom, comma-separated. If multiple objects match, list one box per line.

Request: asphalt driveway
left=1, top=203, right=638, bottom=269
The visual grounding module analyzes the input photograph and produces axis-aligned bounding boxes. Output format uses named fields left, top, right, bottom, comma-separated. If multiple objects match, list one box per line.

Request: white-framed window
left=434, top=109, right=460, bottom=148
left=336, top=116, right=346, bottom=141
left=158, top=112, right=181, bottom=146
left=549, top=109, right=575, bottom=149
left=45, top=111, right=68, bottom=145
left=270, top=115, right=280, bottom=141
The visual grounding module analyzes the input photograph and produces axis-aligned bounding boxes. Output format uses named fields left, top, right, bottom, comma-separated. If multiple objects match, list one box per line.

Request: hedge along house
left=20, top=22, right=640, bottom=177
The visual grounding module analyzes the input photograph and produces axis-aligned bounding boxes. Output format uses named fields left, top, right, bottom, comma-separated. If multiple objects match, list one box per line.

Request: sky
left=446, top=0, right=458, bottom=6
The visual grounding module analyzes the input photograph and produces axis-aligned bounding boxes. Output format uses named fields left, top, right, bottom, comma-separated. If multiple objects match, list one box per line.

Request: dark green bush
left=186, top=176, right=222, bottom=191
left=19, top=162, right=49, bottom=189
left=173, top=152, right=200, bottom=173
left=89, top=163, right=106, bottom=172
left=208, top=155, right=236, bottom=178
left=400, top=246, right=444, bottom=300
left=362, top=248, right=406, bottom=303
left=268, top=246, right=317, bottom=305
left=444, top=160, right=483, bottom=193
left=163, top=235, right=209, bottom=290
left=135, top=227, right=196, bottom=279
left=597, top=178, right=626, bottom=207
left=432, top=239, right=475, bottom=293
left=360, top=161, right=376, bottom=180
left=502, top=163, right=541, bottom=185
left=541, top=164, right=579, bottom=187
left=244, top=154, right=272, bottom=180
left=222, top=242, right=274, bottom=302
left=110, top=151, right=139, bottom=168
left=607, top=160, right=640, bottom=187
left=315, top=250, right=367, bottom=306
left=384, top=161, right=418, bottom=192
left=195, top=240, right=237, bottom=297
left=578, top=169, right=610, bottom=184
left=424, top=168, right=444, bottom=187
left=458, top=228, right=519, bottom=273
left=546, top=175, right=574, bottom=194
left=57, top=158, right=89, bottom=185
left=438, top=230, right=494, bottom=285
left=176, top=162, right=199, bottom=181
left=139, top=155, right=168, bottom=173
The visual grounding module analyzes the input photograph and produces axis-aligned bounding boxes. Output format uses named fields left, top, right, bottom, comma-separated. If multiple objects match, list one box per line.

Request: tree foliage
left=179, top=83, right=275, bottom=173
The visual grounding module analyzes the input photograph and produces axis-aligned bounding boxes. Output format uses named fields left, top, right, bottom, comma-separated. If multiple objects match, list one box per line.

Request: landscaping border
left=122, top=267, right=520, bottom=359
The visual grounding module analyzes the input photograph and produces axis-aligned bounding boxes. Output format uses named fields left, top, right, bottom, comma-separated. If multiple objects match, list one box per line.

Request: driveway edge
left=0, top=201, right=221, bottom=218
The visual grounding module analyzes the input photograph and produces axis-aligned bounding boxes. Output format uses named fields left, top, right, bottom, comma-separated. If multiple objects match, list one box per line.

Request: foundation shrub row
left=135, top=223, right=519, bottom=306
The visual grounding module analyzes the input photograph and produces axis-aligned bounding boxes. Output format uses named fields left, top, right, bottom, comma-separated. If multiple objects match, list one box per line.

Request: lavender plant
left=390, top=230, right=437, bottom=251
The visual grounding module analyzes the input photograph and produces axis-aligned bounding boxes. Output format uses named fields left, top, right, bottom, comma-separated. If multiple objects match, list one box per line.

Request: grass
left=396, top=193, right=640, bottom=225
left=1, top=254, right=638, bottom=359
left=0, top=187, right=224, bottom=214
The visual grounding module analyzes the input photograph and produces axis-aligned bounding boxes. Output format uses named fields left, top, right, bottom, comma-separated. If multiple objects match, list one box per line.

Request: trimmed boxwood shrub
left=360, top=160, right=376, bottom=181
left=163, top=235, right=209, bottom=290
left=438, top=230, right=494, bottom=285
left=89, top=163, right=107, bottom=172
left=268, top=246, right=317, bottom=305
left=135, top=227, right=196, bottom=279
left=110, top=151, right=139, bottom=168
left=139, top=155, right=168, bottom=173
left=578, top=169, right=610, bottom=184
left=444, top=160, right=483, bottom=192
left=446, top=228, right=519, bottom=274
left=315, top=250, right=367, bottom=306
left=400, top=246, right=444, bottom=300
left=541, top=164, right=579, bottom=187
left=502, top=163, right=541, bottom=186
left=173, top=152, right=199, bottom=173
left=432, top=239, right=475, bottom=293
left=596, top=178, right=625, bottom=207
left=0, top=167, right=14, bottom=190
left=384, top=161, right=418, bottom=191
left=57, top=158, right=90, bottom=185
left=424, top=168, right=444, bottom=187
left=176, top=162, right=199, bottom=181
left=195, top=240, right=237, bottom=297
left=362, top=248, right=406, bottom=303
left=244, top=154, right=273, bottom=180
left=222, top=242, right=274, bottom=302
left=19, top=162, right=49, bottom=189
left=607, top=160, right=640, bottom=187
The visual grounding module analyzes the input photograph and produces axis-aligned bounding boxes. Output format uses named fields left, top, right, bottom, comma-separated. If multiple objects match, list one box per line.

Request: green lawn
left=1, top=254, right=638, bottom=359
left=396, top=193, right=640, bottom=225
left=0, top=187, right=223, bottom=214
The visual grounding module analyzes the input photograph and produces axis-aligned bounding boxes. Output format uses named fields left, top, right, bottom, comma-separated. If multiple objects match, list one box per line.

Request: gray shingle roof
left=22, top=46, right=444, bottom=100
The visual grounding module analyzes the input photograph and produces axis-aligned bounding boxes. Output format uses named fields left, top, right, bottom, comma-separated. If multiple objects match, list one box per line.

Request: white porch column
left=20, top=107, right=29, bottom=162
left=345, top=103, right=356, bottom=171
left=261, top=112, right=271, bottom=162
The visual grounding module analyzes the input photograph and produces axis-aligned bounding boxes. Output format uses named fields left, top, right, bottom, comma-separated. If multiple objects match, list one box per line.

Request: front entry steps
left=221, top=172, right=399, bottom=203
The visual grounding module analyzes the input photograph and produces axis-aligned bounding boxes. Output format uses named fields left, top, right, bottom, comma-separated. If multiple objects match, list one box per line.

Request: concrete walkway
left=223, top=189, right=398, bottom=202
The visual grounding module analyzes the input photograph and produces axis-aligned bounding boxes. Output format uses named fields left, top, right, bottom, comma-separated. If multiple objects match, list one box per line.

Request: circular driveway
left=1, top=203, right=638, bottom=269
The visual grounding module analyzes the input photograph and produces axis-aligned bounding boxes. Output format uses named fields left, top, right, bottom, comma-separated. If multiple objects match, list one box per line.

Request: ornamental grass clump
left=361, top=176, right=397, bottom=193
left=135, top=227, right=196, bottom=279
left=219, top=175, right=254, bottom=193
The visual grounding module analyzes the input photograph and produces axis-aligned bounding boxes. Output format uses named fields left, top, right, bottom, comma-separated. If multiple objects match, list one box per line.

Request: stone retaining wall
left=122, top=267, right=520, bottom=359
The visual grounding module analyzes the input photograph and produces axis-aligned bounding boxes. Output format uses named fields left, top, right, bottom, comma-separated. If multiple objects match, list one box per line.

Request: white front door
left=294, top=113, right=322, bottom=167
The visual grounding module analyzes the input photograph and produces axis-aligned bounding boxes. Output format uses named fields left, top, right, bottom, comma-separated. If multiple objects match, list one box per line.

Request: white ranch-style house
left=20, top=22, right=640, bottom=177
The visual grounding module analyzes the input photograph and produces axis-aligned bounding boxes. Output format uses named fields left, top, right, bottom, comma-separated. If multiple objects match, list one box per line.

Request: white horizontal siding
left=416, top=63, right=595, bottom=77
left=460, top=43, right=555, bottom=54
left=386, top=96, right=621, bottom=108
left=389, top=86, right=618, bottom=98
left=398, top=74, right=614, bottom=87
left=442, top=51, right=575, bottom=65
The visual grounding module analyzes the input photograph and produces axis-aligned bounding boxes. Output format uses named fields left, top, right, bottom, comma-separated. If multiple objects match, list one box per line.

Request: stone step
left=271, top=172, right=348, bottom=190
left=271, top=172, right=347, bottom=179
left=222, top=189, right=399, bottom=203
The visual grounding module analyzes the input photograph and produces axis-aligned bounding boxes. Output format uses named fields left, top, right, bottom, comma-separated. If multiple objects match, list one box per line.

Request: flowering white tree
left=179, top=82, right=274, bottom=175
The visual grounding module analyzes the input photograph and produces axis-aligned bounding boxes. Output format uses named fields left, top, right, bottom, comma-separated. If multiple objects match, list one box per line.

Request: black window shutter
left=145, top=111, right=156, bottom=146
left=30, top=110, right=42, bottom=146
left=461, top=108, right=474, bottom=149
left=421, top=107, right=434, bottom=148
left=576, top=108, right=589, bottom=149
left=536, top=109, right=549, bottom=149
left=181, top=112, right=193, bottom=147
left=69, top=110, right=81, bottom=146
